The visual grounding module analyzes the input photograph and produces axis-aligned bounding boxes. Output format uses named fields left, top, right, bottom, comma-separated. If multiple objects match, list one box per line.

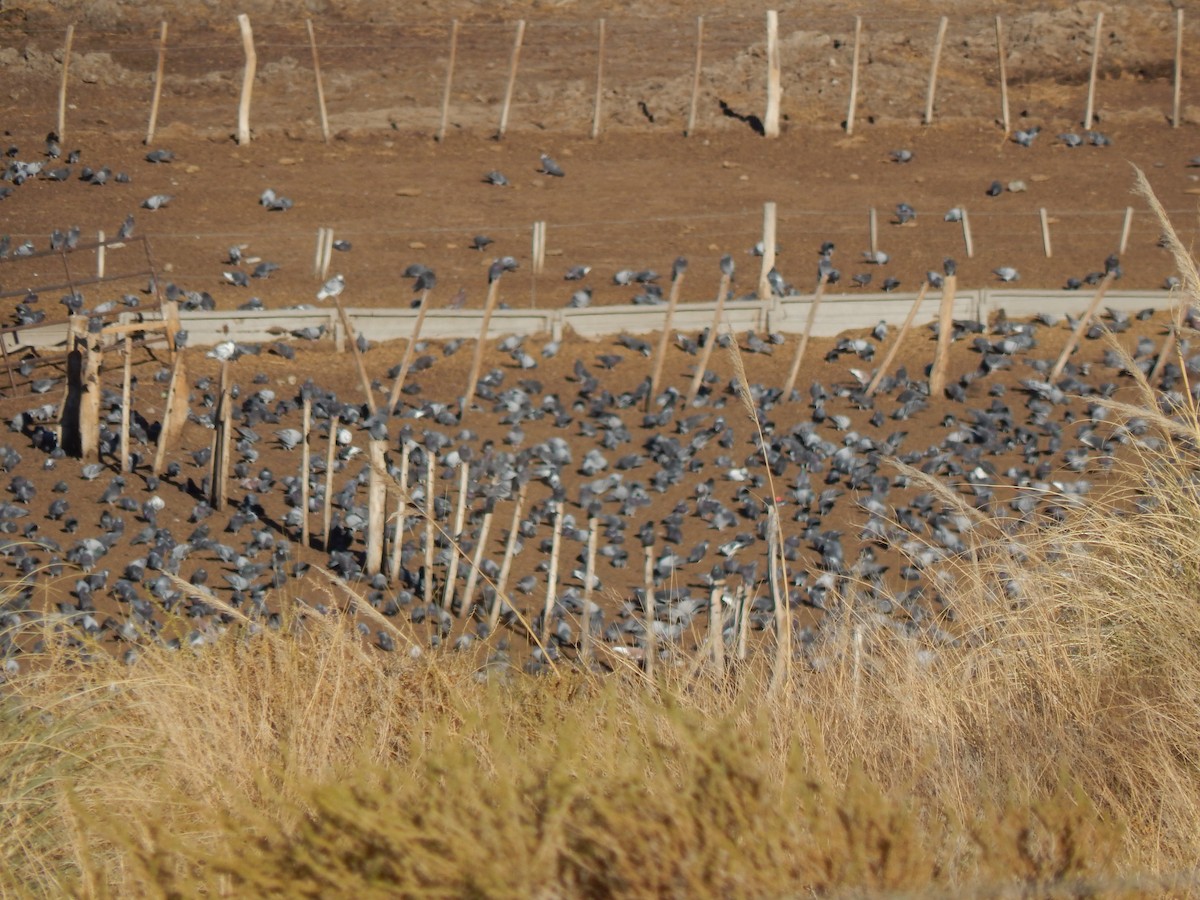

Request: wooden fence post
left=496, top=19, right=526, bottom=139
left=996, top=16, right=1011, bottom=135
left=846, top=16, right=863, bottom=134
left=866, top=283, right=928, bottom=397
left=764, top=10, right=781, bottom=137
left=757, top=201, right=777, bottom=300
left=58, top=24, right=74, bottom=143
left=366, top=439, right=387, bottom=575
left=1083, top=12, right=1103, bottom=127
left=145, top=22, right=168, bottom=145
left=237, top=14, right=256, bottom=145
left=924, top=16, right=948, bottom=125
left=306, top=19, right=332, bottom=143
left=646, top=260, right=687, bottom=412
left=1174, top=8, right=1185, bottom=129
left=591, top=18, right=606, bottom=139
left=928, top=273, right=958, bottom=398
left=685, top=16, right=704, bottom=137
left=437, top=19, right=460, bottom=142
left=1050, top=271, right=1116, bottom=381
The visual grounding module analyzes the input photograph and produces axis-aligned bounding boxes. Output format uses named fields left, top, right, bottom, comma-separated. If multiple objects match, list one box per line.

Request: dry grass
left=4, top=176, right=1200, bottom=895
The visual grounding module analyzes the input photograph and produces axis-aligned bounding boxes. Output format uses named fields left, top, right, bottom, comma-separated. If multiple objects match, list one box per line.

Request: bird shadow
left=717, top=100, right=765, bottom=136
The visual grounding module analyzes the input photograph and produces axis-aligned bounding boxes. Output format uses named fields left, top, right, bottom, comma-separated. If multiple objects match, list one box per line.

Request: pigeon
left=944, top=207, right=963, bottom=222
left=317, top=274, right=345, bottom=301
left=889, top=149, right=913, bottom=163
left=539, top=154, right=565, bottom=177
left=986, top=181, right=1003, bottom=197
left=993, top=267, right=1020, bottom=282
left=144, top=149, right=174, bottom=163
left=564, top=265, right=591, bottom=281
left=1012, top=126, right=1041, bottom=147
left=861, top=250, right=889, bottom=265
left=116, top=214, right=134, bottom=240
left=894, top=203, right=916, bottom=225
left=1058, top=132, right=1083, bottom=147
left=141, top=194, right=172, bottom=210
left=470, top=235, right=494, bottom=251
left=484, top=171, right=509, bottom=186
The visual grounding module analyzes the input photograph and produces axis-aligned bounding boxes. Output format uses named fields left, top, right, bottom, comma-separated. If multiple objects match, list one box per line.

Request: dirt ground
left=0, top=2, right=1197, bottom=668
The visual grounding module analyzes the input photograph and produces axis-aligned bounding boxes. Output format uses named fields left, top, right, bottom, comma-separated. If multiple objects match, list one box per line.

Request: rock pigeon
left=317, top=274, right=345, bottom=301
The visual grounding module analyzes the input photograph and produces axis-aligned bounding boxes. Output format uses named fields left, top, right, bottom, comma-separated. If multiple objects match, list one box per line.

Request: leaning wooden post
left=441, top=462, right=470, bottom=612
left=1049, top=271, right=1117, bottom=381
left=868, top=206, right=878, bottom=256
left=496, top=19, right=526, bottom=139
left=388, top=442, right=410, bottom=579
left=928, top=272, right=958, bottom=398
left=541, top=502, right=563, bottom=645
left=322, top=411, right=339, bottom=545
left=236, top=14, right=256, bottom=145
left=306, top=19, right=331, bottom=143
left=996, top=16, right=1011, bottom=135
left=579, top=513, right=599, bottom=666
left=684, top=16, right=704, bottom=137
left=1083, top=12, right=1103, bottom=127
left=782, top=275, right=828, bottom=399
left=365, top=438, right=388, bottom=575
left=685, top=263, right=733, bottom=406
left=331, top=298, right=377, bottom=416
left=489, top=480, right=527, bottom=634
left=119, top=334, right=132, bottom=472
left=152, top=351, right=188, bottom=475
left=1118, top=206, right=1134, bottom=254
left=300, top=394, right=312, bottom=545
left=461, top=265, right=504, bottom=418
left=924, top=16, right=949, bottom=125
left=422, top=450, right=436, bottom=607
left=590, top=18, right=606, bottom=139
left=757, top=201, right=778, bottom=301
left=1040, top=208, right=1053, bottom=258
left=764, top=10, right=781, bottom=138
left=57, top=24, right=74, bottom=143
left=1174, top=8, right=1185, bottom=129
left=845, top=15, right=863, bottom=135
left=961, top=207, right=975, bottom=258
left=145, top=22, right=168, bottom=145
left=96, top=230, right=106, bottom=279
left=436, top=19, right=460, bottom=142
left=866, top=282, right=929, bottom=397
left=459, top=504, right=494, bottom=619
left=646, top=257, right=688, bottom=412
left=387, top=289, right=432, bottom=411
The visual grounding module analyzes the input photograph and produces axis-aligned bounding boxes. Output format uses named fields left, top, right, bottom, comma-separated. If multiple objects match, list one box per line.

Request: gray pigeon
left=540, top=154, right=564, bottom=177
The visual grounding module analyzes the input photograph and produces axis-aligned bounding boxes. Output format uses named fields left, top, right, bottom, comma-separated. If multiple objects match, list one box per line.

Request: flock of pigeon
left=0, top=128, right=1193, bottom=676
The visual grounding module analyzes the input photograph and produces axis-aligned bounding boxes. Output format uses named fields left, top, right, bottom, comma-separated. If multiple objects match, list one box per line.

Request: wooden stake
left=768, top=506, right=792, bottom=690
left=1119, top=206, right=1134, bottom=254
left=436, top=20, right=460, bottom=142
left=441, top=462, right=470, bottom=612
left=57, top=24, right=74, bottom=143
left=1150, top=304, right=1185, bottom=385
left=96, top=230, right=105, bottom=279
left=1083, top=12, right=1103, bottom=127
left=642, top=544, right=657, bottom=679
left=591, top=19, right=606, bottom=139
left=366, top=439, right=387, bottom=575
left=646, top=263, right=687, bottom=412
left=757, top=201, right=778, bottom=302
left=1040, top=208, right=1052, bottom=258
left=961, top=207, right=974, bottom=258
left=1050, top=271, right=1116, bottom=381
left=331, top=298, right=377, bottom=416
left=237, top=14, right=256, bottom=145
left=782, top=275, right=828, bottom=399
left=866, top=282, right=928, bottom=397
left=389, top=443, right=410, bottom=579
left=490, top=481, right=527, bottom=634
left=869, top=206, right=878, bottom=256
left=387, top=289, right=432, bottom=412
left=300, top=394, right=311, bottom=545
left=929, top=273, right=958, bottom=398
left=708, top=580, right=725, bottom=678
left=580, top=515, right=598, bottom=666
left=152, top=352, right=187, bottom=475
left=846, top=16, right=863, bottom=135
left=1174, top=8, right=1184, bottom=129
left=461, top=277, right=502, bottom=417
left=924, top=16, right=948, bottom=125
left=764, top=10, right=781, bottom=138
left=306, top=19, right=331, bottom=143
left=145, top=21, right=168, bottom=145
left=735, top=583, right=750, bottom=661
left=119, top=335, right=132, bottom=472
left=685, top=16, right=704, bottom=137
left=322, top=411, right=339, bottom=546
left=210, top=360, right=232, bottom=509
left=423, top=450, right=436, bottom=607
left=531, top=221, right=546, bottom=274
left=996, top=16, right=1011, bottom=135
left=313, top=227, right=325, bottom=277
left=460, top=507, right=494, bottom=619
left=685, top=270, right=732, bottom=406
left=496, top=19, right=526, bottom=139
left=541, top=502, right=563, bottom=645
left=321, top=228, right=334, bottom=280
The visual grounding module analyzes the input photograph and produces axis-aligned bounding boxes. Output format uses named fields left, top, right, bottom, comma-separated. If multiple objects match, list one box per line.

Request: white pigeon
left=207, top=340, right=238, bottom=361
left=317, top=273, right=345, bottom=301
left=993, top=266, right=1020, bottom=283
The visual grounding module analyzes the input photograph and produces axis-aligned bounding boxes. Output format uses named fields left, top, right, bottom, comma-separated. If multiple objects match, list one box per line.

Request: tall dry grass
left=3, top=171, right=1200, bottom=895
